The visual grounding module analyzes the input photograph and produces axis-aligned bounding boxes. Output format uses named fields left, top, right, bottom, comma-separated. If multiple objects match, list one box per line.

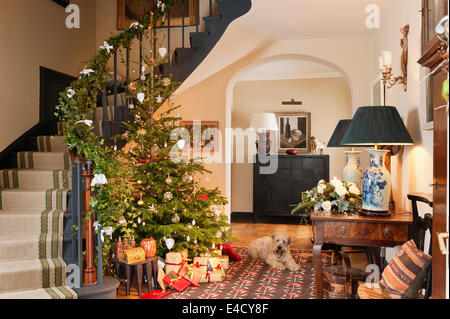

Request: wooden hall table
left=310, top=210, right=413, bottom=299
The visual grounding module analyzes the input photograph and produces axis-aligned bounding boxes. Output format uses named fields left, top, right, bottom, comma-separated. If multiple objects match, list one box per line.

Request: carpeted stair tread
left=36, top=136, right=67, bottom=153
left=17, top=151, right=70, bottom=170
left=0, top=209, right=65, bottom=234
left=0, top=233, right=62, bottom=261
left=0, top=188, right=68, bottom=210
left=1, top=169, right=71, bottom=190
left=0, top=286, right=77, bottom=299
left=0, top=259, right=68, bottom=294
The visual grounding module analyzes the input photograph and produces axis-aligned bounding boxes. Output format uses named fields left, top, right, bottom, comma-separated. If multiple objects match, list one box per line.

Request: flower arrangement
left=291, top=177, right=362, bottom=216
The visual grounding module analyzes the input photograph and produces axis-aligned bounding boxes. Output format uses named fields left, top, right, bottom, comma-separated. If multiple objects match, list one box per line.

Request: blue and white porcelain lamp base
left=360, top=149, right=392, bottom=217
left=342, top=151, right=363, bottom=190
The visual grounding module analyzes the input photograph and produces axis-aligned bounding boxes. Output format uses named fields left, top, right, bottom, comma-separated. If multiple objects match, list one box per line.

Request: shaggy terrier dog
left=248, top=232, right=300, bottom=271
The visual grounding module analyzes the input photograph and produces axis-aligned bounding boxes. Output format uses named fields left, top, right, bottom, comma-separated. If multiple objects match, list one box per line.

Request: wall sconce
left=379, top=25, right=409, bottom=92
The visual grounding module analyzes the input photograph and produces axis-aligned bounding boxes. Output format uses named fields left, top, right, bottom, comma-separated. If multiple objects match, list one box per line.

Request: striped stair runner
left=0, top=135, right=77, bottom=299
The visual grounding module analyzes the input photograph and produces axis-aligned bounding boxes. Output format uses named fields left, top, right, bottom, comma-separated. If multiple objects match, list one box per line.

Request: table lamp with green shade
left=327, top=119, right=365, bottom=190
left=341, top=106, right=413, bottom=216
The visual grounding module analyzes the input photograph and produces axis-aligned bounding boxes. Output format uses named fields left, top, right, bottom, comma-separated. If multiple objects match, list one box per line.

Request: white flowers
left=157, top=0, right=166, bottom=11
left=94, top=222, right=113, bottom=242
left=80, top=68, right=95, bottom=76
left=67, top=88, right=75, bottom=99
left=99, top=41, right=113, bottom=54
left=335, top=184, right=348, bottom=198
left=317, top=184, right=326, bottom=194
left=349, top=183, right=361, bottom=195
left=322, top=201, right=332, bottom=211
left=129, top=22, right=144, bottom=29
left=91, top=173, right=108, bottom=186
left=75, top=120, right=93, bottom=126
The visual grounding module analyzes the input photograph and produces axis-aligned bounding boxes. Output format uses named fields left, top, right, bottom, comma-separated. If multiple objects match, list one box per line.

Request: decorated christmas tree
left=119, top=56, right=233, bottom=257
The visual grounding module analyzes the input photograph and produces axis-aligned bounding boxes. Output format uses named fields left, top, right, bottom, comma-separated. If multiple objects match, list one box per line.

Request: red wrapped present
left=163, top=271, right=191, bottom=292
left=222, top=244, right=241, bottom=261
left=179, top=264, right=203, bottom=287
left=140, top=290, right=172, bottom=299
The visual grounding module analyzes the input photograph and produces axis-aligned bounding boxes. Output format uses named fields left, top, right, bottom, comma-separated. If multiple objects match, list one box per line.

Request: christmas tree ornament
left=165, top=238, right=175, bottom=250
left=162, top=77, right=171, bottom=87
left=215, top=231, right=223, bottom=239
left=156, top=95, right=163, bottom=103
left=186, top=235, right=190, bottom=242
left=137, top=92, right=145, bottom=103
left=192, top=220, right=196, bottom=226
left=182, top=172, right=193, bottom=182
left=165, top=175, right=172, bottom=185
left=159, top=47, right=167, bottom=58
left=137, top=180, right=143, bottom=185
left=212, top=243, right=216, bottom=249
left=138, top=199, right=144, bottom=206
left=164, top=192, right=173, bottom=201
left=177, top=139, right=186, bottom=150
left=171, top=213, right=180, bottom=224
left=151, top=144, right=160, bottom=156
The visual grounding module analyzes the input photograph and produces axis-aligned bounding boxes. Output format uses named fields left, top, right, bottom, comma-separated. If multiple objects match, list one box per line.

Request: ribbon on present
left=204, top=272, right=211, bottom=283
left=166, top=252, right=188, bottom=275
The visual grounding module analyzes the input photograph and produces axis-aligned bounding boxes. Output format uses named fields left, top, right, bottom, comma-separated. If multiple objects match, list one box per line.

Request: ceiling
left=236, top=0, right=390, bottom=40
left=236, top=58, right=342, bottom=81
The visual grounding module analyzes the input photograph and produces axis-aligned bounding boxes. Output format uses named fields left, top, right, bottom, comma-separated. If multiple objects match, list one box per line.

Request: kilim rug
left=0, top=134, right=77, bottom=299
left=165, top=247, right=332, bottom=299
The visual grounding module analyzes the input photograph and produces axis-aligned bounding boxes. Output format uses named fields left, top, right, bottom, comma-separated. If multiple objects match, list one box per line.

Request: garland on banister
left=55, top=0, right=234, bottom=274
left=56, top=0, right=177, bottom=172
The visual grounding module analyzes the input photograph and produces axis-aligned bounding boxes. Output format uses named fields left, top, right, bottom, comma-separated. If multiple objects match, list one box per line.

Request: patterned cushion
left=380, top=240, right=431, bottom=298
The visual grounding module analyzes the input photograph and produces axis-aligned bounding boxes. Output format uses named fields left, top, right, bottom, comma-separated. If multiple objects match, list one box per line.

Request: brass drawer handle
left=384, top=227, right=392, bottom=237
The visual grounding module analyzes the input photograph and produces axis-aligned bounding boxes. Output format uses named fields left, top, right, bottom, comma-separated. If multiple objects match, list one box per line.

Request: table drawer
left=323, top=221, right=409, bottom=243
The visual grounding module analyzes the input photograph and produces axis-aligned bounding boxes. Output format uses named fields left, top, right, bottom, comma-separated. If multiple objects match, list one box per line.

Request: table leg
left=125, top=265, right=131, bottom=296
left=145, top=262, right=153, bottom=292
left=152, top=259, right=159, bottom=289
left=313, top=243, right=324, bottom=299
left=136, top=264, right=143, bottom=296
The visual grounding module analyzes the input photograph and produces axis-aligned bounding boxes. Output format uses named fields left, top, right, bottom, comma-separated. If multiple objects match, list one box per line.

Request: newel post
left=81, top=159, right=98, bottom=285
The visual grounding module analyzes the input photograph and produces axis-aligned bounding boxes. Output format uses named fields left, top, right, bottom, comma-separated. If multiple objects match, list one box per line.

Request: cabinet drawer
left=323, top=222, right=409, bottom=243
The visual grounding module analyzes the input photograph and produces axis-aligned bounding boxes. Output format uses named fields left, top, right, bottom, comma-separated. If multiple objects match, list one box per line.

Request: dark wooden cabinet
left=253, top=155, right=329, bottom=223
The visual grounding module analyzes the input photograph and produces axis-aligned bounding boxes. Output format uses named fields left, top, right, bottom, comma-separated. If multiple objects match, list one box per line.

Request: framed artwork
left=52, top=0, right=70, bottom=7
left=180, top=121, right=219, bottom=150
left=117, top=0, right=199, bottom=30
left=275, top=112, right=311, bottom=154
left=371, top=74, right=385, bottom=106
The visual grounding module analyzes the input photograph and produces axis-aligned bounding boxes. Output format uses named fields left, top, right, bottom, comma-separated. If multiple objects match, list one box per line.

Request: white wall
left=231, top=77, right=352, bottom=213
left=0, top=0, right=97, bottom=152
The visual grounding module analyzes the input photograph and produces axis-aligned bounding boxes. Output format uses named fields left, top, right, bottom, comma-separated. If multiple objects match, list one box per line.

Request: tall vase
left=342, top=151, right=363, bottom=190
left=361, top=149, right=391, bottom=214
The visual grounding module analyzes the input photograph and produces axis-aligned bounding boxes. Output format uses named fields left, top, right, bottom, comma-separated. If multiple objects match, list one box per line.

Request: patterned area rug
left=166, top=247, right=332, bottom=299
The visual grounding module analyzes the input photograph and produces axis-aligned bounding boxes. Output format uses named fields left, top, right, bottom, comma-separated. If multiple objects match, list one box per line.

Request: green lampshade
left=327, top=120, right=361, bottom=148
left=341, top=106, right=414, bottom=146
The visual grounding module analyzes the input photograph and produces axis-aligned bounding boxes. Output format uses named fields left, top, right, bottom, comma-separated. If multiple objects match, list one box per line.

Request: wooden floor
left=116, top=221, right=368, bottom=299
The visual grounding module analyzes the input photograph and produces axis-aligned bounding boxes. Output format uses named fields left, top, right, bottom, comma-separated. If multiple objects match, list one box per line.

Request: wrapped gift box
left=193, top=256, right=209, bottom=273
left=209, top=249, right=222, bottom=257
left=199, top=270, right=224, bottom=283
left=163, top=271, right=191, bottom=292
left=208, top=257, right=225, bottom=276
left=219, top=255, right=229, bottom=270
left=179, top=265, right=203, bottom=287
left=165, top=250, right=188, bottom=274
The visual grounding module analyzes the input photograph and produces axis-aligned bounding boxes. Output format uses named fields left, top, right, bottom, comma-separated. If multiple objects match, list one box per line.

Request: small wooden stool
left=114, top=257, right=158, bottom=296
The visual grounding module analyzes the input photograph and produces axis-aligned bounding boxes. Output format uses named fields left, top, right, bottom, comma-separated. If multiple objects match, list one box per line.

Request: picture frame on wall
left=117, top=0, right=199, bottom=30
left=275, top=112, right=311, bottom=154
left=180, top=121, right=219, bottom=151
left=52, top=0, right=70, bottom=8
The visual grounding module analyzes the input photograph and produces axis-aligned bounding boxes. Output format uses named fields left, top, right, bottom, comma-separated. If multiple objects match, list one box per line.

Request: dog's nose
left=278, top=246, right=282, bottom=250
